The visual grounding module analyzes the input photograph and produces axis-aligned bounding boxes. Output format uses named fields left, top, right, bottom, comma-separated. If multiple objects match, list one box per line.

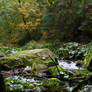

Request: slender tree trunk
left=0, top=65, right=6, bottom=92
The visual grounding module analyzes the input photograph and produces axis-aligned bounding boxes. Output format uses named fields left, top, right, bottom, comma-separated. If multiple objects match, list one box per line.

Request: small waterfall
left=58, top=60, right=82, bottom=70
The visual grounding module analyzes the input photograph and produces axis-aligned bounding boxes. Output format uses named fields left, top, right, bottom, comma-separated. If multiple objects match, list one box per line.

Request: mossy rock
left=32, top=64, right=47, bottom=72
left=73, top=70, right=91, bottom=77
left=47, top=65, right=65, bottom=76
left=70, top=70, right=92, bottom=82
left=82, top=54, right=92, bottom=71
left=41, top=78, right=63, bottom=92
left=0, top=48, right=56, bottom=70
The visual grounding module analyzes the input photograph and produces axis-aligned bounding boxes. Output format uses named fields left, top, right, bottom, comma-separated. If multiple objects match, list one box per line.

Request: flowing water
left=58, top=59, right=82, bottom=70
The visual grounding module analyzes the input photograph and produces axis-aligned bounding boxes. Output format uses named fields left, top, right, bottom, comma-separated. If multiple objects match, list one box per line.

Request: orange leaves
left=26, top=21, right=40, bottom=27
left=24, top=2, right=30, bottom=7
left=17, top=23, right=25, bottom=29
left=36, top=19, right=40, bottom=22
left=16, top=20, right=40, bottom=31
left=89, top=12, right=92, bottom=15
left=10, top=23, right=15, bottom=26
left=42, top=32, right=47, bottom=35
left=18, top=8, right=27, bottom=15
left=17, top=23, right=29, bottom=30
left=40, top=13, right=43, bottom=17
left=35, top=22, right=40, bottom=26
left=30, top=8, right=36, bottom=13
left=13, top=1, right=42, bottom=31
left=18, top=8, right=29, bottom=18
left=27, top=21, right=33, bottom=25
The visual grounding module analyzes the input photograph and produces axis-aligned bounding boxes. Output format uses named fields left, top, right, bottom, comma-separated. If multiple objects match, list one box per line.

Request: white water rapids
left=58, top=60, right=82, bottom=70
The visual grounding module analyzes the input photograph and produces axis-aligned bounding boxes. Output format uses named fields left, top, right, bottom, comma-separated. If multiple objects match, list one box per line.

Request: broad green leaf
left=47, top=0, right=56, bottom=5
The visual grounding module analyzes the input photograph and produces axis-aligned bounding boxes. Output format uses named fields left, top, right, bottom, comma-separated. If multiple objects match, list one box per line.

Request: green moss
left=48, top=65, right=64, bottom=76
left=76, top=60, right=83, bottom=67
left=0, top=51, right=5, bottom=56
left=41, top=78, right=63, bottom=92
left=32, top=64, right=47, bottom=72
left=82, top=54, right=92, bottom=70
left=23, top=40, right=47, bottom=50
left=0, top=49, right=56, bottom=70
left=74, top=70, right=90, bottom=76
left=48, top=78, right=62, bottom=83
left=70, top=70, right=92, bottom=82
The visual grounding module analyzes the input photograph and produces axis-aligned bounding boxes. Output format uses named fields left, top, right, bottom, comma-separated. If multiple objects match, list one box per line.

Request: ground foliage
left=0, top=41, right=92, bottom=92
left=0, top=0, right=92, bottom=92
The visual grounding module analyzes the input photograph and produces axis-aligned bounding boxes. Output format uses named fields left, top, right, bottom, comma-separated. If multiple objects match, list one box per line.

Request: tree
left=0, top=0, right=43, bottom=46
left=0, top=66, right=6, bottom=92
left=42, top=0, right=92, bottom=42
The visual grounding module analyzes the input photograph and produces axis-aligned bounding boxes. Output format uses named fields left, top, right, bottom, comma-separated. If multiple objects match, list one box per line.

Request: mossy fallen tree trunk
left=0, top=65, right=6, bottom=92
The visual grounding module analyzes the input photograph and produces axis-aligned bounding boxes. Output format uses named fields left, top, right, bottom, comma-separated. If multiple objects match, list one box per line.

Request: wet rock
left=24, top=66, right=32, bottom=73
left=82, top=54, right=92, bottom=71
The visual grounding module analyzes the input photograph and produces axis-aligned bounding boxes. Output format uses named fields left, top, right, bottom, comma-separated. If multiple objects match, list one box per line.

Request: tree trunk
left=0, top=66, right=6, bottom=92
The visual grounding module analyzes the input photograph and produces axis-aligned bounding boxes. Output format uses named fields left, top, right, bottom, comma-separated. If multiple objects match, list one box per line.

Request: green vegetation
left=0, top=0, right=92, bottom=92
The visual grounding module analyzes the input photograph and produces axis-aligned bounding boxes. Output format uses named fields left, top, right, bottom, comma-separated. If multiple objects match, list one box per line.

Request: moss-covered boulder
left=82, top=54, right=92, bottom=71
left=41, top=78, right=63, bottom=92
left=0, top=49, right=56, bottom=71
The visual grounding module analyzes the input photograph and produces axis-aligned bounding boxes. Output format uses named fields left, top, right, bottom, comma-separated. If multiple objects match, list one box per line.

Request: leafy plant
left=47, top=0, right=56, bottom=5
left=59, top=42, right=92, bottom=60
left=0, top=0, right=43, bottom=46
left=5, top=76, right=42, bottom=91
left=0, top=46, right=21, bottom=55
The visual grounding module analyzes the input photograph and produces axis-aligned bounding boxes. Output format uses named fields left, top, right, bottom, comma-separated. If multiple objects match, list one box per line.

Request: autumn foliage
left=10, top=2, right=42, bottom=31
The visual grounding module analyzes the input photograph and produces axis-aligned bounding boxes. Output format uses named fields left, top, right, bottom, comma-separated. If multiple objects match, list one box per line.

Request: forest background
left=0, top=0, right=92, bottom=47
